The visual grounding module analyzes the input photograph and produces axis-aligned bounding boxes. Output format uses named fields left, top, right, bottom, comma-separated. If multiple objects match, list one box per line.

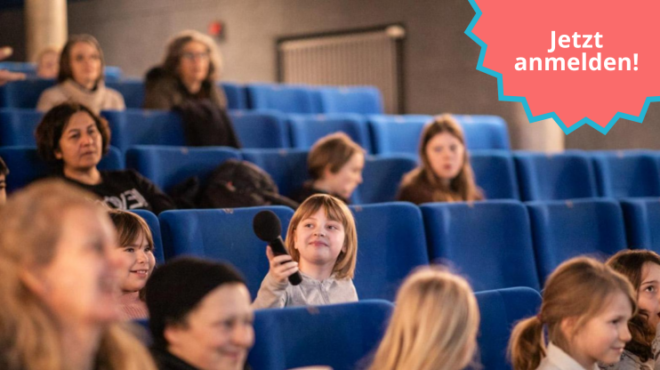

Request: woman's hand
left=266, top=246, right=299, bottom=284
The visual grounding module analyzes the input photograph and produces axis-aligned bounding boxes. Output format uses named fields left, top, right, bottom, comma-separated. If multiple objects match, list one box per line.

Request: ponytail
left=508, top=316, right=546, bottom=370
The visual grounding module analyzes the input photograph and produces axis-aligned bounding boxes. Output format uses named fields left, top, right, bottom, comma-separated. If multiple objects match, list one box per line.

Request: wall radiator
left=277, top=25, right=405, bottom=114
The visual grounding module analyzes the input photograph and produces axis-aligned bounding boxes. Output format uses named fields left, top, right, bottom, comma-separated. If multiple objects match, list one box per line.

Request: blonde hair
left=285, top=194, right=357, bottom=279
left=0, top=179, right=156, bottom=370
left=307, top=132, right=365, bottom=181
left=508, top=257, right=636, bottom=370
left=368, top=267, right=480, bottom=370
left=401, top=114, right=483, bottom=202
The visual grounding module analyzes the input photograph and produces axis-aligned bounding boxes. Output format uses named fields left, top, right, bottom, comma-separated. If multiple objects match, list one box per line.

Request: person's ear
left=19, top=267, right=48, bottom=297
left=560, top=316, right=578, bottom=339
left=54, top=148, right=63, bottom=160
left=292, top=229, right=299, bottom=250
left=164, top=322, right=187, bottom=348
left=322, top=165, right=334, bottom=180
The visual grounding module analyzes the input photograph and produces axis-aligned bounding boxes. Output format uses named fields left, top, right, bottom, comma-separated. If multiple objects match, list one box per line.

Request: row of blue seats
left=0, top=109, right=510, bottom=152
left=140, top=290, right=540, bottom=370
left=3, top=145, right=660, bottom=203
left=131, top=198, right=660, bottom=300
left=0, top=79, right=387, bottom=114
left=0, top=62, right=123, bottom=80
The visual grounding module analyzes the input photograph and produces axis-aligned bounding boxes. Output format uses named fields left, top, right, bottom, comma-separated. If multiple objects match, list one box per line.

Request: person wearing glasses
left=143, top=30, right=240, bottom=147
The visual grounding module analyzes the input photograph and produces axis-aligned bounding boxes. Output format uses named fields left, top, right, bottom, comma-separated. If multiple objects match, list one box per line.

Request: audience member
left=36, top=46, right=60, bottom=79
left=508, top=257, right=635, bottom=370
left=109, top=210, right=156, bottom=320
left=0, top=46, right=26, bottom=86
left=0, top=179, right=156, bottom=370
left=35, top=102, right=176, bottom=214
left=146, top=257, right=254, bottom=370
left=368, top=267, right=480, bottom=370
left=605, top=250, right=660, bottom=370
left=397, top=114, right=483, bottom=204
left=0, top=156, right=7, bottom=206
left=144, top=30, right=240, bottom=147
left=252, top=194, right=358, bottom=308
left=291, top=132, right=364, bottom=204
left=36, top=35, right=125, bottom=114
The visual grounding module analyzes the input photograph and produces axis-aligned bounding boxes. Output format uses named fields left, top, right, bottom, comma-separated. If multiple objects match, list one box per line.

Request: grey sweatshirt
left=252, top=271, right=358, bottom=309
left=600, top=322, right=660, bottom=370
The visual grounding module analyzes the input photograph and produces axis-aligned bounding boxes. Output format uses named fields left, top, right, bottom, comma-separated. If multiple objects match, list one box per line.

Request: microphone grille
left=252, top=210, right=282, bottom=241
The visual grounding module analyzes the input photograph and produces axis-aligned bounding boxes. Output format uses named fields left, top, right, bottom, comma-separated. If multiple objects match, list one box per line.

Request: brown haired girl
left=397, top=114, right=483, bottom=204
left=37, top=34, right=125, bottom=114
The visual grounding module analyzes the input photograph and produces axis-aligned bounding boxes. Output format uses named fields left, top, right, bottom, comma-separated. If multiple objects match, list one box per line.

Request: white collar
left=543, top=342, right=599, bottom=370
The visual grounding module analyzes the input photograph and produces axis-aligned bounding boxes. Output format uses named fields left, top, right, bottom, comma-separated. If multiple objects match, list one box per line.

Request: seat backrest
left=592, top=151, right=660, bottom=198
left=368, top=114, right=432, bottom=155
left=105, top=80, right=145, bottom=109
left=248, top=300, right=393, bottom=370
left=355, top=156, right=416, bottom=204
left=247, top=84, right=320, bottom=114
left=454, top=114, right=510, bottom=150
left=526, top=199, right=627, bottom=285
left=159, top=206, right=294, bottom=297
left=126, top=146, right=240, bottom=192
left=421, top=201, right=540, bottom=291
left=0, top=79, right=56, bottom=108
left=289, top=113, right=372, bottom=153
left=318, top=86, right=384, bottom=115
left=102, top=109, right=186, bottom=152
left=130, top=209, right=166, bottom=265
left=350, top=203, right=429, bottom=300
left=0, top=108, right=44, bottom=146
left=0, top=146, right=123, bottom=193
left=620, top=198, right=660, bottom=253
left=220, top=82, right=248, bottom=110
left=470, top=151, right=520, bottom=200
left=230, top=110, right=290, bottom=149
left=471, top=287, right=542, bottom=370
left=241, top=149, right=309, bottom=197
left=514, top=151, right=598, bottom=201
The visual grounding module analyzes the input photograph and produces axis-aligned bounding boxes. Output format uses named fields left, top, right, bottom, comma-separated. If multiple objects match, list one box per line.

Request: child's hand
left=266, top=246, right=299, bottom=283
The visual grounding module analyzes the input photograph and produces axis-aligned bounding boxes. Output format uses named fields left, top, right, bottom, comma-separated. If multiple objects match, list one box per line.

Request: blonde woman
left=0, top=179, right=156, bottom=370
left=368, top=267, right=480, bottom=370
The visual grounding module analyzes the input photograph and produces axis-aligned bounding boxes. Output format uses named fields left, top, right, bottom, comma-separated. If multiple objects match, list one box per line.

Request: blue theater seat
left=0, top=63, right=122, bottom=80
left=620, top=198, right=660, bottom=253
left=472, top=287, right=542, bottom=370
left=220, top=82, right=248, bottom=110
left=592, top=151, right=660, bottom=198
left=103, top=66, right=123, bottom=82
left=230, top=110, right=290, bottom=149
left=289, top=113, right=372, bottom=153
left=421, top=201, right=540, bottom=291
left=102, top=110, right=185, bottom=152
left=159, top=206, right=294, bottom=297
left=248, top=300, right=393, bottom=370
left=247, top=84, right=321, bottom=114
left=471, top=151, right=520, bottom=200
left=454, top=114, right=510, bottom=150
left=527, top=199, right=627, bottom=285
left=318, top=86, right=384, bottom=115
left=514, top=151, right=598, bottom=201
left=0, top=109, right=43, bottom=146
left=368, top=114, right=432, bottom=156
left=130, top=209, right=166, bottom=265
left=355, top=156, right=416, bottom=204
left=106, top=80, right=145, bottom=109
left=126, top=146, right=240, bottom=192
left=350, top=203, right=429, bottom=300
left=0, top=146, right=123, bottom=193
left=0, top=79, right=55, bottom=108
left=241, top=149, right=309, bottom=197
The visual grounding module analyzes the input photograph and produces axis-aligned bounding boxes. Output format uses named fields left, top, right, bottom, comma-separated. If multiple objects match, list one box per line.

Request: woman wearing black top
left=35, top=102, right=176, bottom=214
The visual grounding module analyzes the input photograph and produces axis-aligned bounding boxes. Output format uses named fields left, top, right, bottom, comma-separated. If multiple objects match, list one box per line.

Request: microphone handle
left=270, top=236, right=303, bottom=286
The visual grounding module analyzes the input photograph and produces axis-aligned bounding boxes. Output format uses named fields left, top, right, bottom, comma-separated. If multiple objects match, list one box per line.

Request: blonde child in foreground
left=252, top=194, right=358, bottom=308
left=368, top=267, right=480, bottom=370
left=509, top=257, right=636, bottom=370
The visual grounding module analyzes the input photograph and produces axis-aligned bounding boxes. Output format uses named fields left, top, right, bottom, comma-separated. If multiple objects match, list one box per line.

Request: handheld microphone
left=253, top=210, right=302, bottom=286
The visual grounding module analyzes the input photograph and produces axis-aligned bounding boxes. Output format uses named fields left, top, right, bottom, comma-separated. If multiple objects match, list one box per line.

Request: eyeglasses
left=181, top=51, right=210, bottom=61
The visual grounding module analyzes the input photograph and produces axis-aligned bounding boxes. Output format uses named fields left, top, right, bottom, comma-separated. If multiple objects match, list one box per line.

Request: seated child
left=252, top=194, right=358, bottom=308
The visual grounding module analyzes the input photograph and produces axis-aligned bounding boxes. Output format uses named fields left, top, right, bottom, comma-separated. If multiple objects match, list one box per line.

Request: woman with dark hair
left=36, top=34, right=125, bottom=114
left=35, top=102, right=175, bottom=214
left=144, top=30, right=240, bottom=148
left=396, top=114, right=483, bottom=204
